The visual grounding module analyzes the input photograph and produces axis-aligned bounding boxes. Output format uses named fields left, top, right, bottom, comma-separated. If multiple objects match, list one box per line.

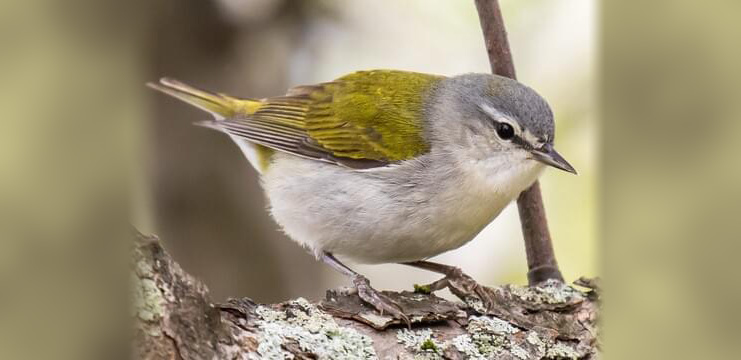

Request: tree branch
left=133, top=231, right=599, bottom=359
left=474, top=0, right=564, bottom=284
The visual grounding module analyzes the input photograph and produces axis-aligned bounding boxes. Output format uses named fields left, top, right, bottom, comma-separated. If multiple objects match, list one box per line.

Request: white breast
left=261, top=151, right=544, bottom=264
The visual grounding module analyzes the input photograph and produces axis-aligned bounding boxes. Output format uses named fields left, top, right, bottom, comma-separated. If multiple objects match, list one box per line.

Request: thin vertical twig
left=474, top=0, right=564, bottom=284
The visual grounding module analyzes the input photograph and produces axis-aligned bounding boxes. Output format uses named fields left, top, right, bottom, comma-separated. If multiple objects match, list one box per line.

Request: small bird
left=149, top=70, right=575, bottom=323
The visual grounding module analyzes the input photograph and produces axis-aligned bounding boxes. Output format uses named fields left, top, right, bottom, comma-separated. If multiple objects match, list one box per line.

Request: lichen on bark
left=132, top=231, right=599, bottom=359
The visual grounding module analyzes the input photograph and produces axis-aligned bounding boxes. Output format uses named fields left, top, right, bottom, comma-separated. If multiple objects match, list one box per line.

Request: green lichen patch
left=135, top=257, right=155, bottom=278
left=132, top=275, right=166, bottom=324
left=131, top=241, right=167, bottom=327
left=464, top=296, right=488, bottom=314
left=254, top=298, right=377, bottom=359
left=450, top=334, right=483, bottom=359
left=397, top=328, right=443, bottom=358
left=447, top=316, right=522, bottom=359
left=511, top=279, right=584, bottom=306
left=413, top=284, right=432, bottom=294
left=421, top=338, right=438, bottom=352
left=545, top=341, right=581, bottom=359
left=467, top=316, right=518, bottom=336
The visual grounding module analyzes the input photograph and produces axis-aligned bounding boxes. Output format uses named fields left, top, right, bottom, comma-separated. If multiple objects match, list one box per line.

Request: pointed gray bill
left=532, top=144, right=577, bottom=174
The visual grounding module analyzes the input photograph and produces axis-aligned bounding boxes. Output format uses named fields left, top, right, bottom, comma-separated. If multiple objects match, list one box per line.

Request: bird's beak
left=531, top=144, right=577, bottom=174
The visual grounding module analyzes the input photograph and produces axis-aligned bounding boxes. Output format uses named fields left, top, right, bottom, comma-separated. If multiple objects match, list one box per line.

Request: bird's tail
left=147, top=78, right=261, bottom=119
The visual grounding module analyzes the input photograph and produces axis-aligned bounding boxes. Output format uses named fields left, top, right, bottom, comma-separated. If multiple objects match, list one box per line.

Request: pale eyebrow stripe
left=478, top=103, right=503, bottom=119
left=479, top=103, right=519, bottom=129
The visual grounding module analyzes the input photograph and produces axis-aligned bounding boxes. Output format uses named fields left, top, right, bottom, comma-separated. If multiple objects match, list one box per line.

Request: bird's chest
left=407, top=174, right=513, bottom=252
left=398, top=158, right=544, bottom=257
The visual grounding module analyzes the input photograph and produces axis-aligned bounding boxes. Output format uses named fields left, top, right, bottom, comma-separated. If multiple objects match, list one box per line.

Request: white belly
left=261, top=153, right=543, bottom=264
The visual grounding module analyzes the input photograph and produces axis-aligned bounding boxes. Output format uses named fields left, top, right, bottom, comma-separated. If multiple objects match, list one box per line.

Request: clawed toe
left=318, top=252, right=411, bottom=327
left=417, top=270, right=495, bottom=313
left=473, top=284, right=495, bottom=312
left=353, top=276, right=411, bottom=327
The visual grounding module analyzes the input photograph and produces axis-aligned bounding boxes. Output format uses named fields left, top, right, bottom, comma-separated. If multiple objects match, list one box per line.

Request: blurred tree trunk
left=0, top=0, right=146, bottom=359
left=147, top=0, right=327, bottom=303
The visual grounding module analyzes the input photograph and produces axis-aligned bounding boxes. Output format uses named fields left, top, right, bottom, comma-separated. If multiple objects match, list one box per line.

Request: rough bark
left=133, top=231, right=599, bottom=359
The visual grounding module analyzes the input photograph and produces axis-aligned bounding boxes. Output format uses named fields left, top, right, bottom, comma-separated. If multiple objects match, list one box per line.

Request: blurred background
left=1, top=0, right=595, bottom=358
left=144, top=0, right=597, bottom=304
left=4, top=0, right=741, bottom=359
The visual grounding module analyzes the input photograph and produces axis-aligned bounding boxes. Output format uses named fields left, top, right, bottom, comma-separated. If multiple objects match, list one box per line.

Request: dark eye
left=496, top=122, right=515, bottom=140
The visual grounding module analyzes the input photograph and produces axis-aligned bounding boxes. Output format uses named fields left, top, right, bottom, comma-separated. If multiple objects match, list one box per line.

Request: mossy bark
left=132, top=230, right=599, bottom=359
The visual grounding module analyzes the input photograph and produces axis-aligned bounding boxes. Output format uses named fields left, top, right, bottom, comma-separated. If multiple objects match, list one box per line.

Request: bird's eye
left=496, top=122, right=515, bottom=140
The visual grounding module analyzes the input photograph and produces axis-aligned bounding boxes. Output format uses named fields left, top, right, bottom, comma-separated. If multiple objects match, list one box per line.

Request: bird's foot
left=416, top=267, right=495, bottom=312
left=352, top=275, right=411, bottom=327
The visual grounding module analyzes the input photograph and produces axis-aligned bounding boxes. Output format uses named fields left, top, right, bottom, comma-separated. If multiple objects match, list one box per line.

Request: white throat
left=457, top=150, right=544, bottom=200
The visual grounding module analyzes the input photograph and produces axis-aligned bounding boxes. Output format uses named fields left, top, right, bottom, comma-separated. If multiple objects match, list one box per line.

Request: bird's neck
left=441, top=149, right=544, bottom=201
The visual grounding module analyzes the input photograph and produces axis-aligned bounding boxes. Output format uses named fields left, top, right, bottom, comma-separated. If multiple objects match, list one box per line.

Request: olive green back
left=217, top=70, right=444, bottom=168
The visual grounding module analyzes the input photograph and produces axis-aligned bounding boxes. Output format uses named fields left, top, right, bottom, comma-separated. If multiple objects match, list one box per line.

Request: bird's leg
left=318, top=252, right=410, bottom=326
left=403, top=260, right=495, bottom=311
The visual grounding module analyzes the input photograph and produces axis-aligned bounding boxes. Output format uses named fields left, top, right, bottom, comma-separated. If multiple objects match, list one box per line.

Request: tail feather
left=148, top=78, right=274, bottom=173
left=147, top=78, right=260, bottom=119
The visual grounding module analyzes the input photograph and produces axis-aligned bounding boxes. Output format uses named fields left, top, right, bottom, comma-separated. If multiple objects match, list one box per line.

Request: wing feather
left=215, top=70, right=444, bottom=168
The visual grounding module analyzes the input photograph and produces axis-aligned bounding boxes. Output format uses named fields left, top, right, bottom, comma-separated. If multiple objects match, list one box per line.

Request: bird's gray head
left=427, top=73, right=575, bottom=175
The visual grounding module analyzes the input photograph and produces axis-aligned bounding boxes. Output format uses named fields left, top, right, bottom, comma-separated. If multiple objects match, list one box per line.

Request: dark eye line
left=511, top=135, right=531, bottom=150
left=492, top=120, right=540, bottom=150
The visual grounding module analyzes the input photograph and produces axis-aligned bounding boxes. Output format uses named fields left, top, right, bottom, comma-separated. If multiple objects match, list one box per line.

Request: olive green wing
left=215, top=70, right=444, bottom=169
